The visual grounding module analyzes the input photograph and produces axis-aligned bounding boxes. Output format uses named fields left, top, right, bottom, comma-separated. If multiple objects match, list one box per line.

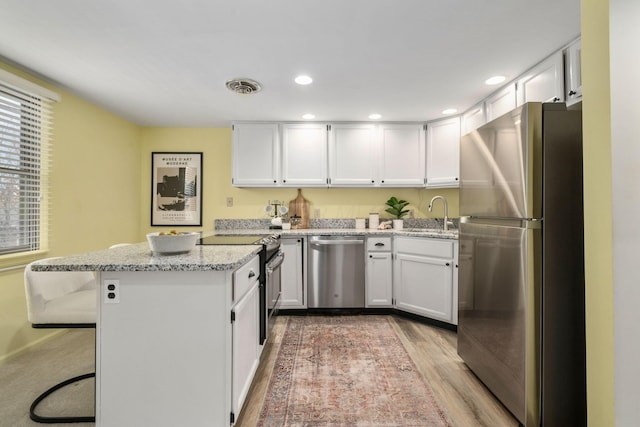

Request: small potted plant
left=384, top=196, right=410, bottom=229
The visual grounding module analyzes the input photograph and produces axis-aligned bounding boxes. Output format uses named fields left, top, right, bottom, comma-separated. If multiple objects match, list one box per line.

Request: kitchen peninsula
left=32, top=242, right=262, bottom=427
left=31, top=225, right=458, bottom=426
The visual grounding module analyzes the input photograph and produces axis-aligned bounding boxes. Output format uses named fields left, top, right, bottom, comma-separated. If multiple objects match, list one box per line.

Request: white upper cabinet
left=281, top=123, right=328, bottom=187
left=426, top=116, right=460, bottom=188
left=232, top=121, right=453, bottom=188
left=328, top=123, right=377, bottom=186
left=378, top=124, right=426, bottom=186
left=485, top=83, right=517, bottom=122
left=516, top=51, right=564, bottom=105
left=232, top=123, right=280, bottom=186
left=461, top=102, right=486, bottom=135
left=564, top=38, right=582, bottom=106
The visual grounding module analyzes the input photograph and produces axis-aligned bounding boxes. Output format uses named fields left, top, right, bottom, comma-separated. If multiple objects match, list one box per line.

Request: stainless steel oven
left=266, top=249, right=284, bottom=336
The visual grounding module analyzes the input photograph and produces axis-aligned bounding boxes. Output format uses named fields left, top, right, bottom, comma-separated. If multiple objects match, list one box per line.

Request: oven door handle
left=267, top=252, right=285, bottom=273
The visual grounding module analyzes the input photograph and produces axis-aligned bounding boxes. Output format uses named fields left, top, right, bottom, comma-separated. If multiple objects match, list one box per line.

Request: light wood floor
left=236, top=314, right=519, bottom=427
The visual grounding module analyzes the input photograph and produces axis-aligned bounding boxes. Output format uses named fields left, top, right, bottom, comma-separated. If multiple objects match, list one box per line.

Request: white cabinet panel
left=516, top=51, right=564, bottom=105
left=565, top=38, right=582, bottom=106
left=486, top=84, right=517, bottom=122
left=232, top=281, right=260, bottom=416
left=394, top=253, right=454, bottom=322
left=366, top=252, right=393, bottom=307
left=393, top=237, right=456, bottom=324
left=379, top=124, right=426, bottom=186
left=366, top=237, right=393, bottom=307
left=329, top=123, right=377, bottom=186
left=281, top=123, right=328, bottom=186
left=97, top=270, right=233, bottom=426
left=426, top=116, right=460, bottom=188
left=232, top=123, right=279, bottom=186
left=462, top=102, right=486, bottom=135
left=280, top=237, right=305, bottom=308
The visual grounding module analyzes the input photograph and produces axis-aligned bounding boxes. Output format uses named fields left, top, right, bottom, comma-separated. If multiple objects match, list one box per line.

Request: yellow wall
left=0, top=62, right=142, bottom=362
left=582, top=0, right=615, bottom=425
left=139, top=127, right=459, bottom=236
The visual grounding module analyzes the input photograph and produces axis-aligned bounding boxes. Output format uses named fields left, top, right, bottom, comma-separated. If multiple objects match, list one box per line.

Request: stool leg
left=29, top=372, right=95, bottom=423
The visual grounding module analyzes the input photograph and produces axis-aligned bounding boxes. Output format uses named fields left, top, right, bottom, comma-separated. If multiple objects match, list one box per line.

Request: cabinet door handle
left=445, top=263, right=450, bottom=266
left=553, top=97, right=560, bottom=102
left=248, top=270, right=256, bottom=278
left=569, top=90, right=577, bottom=96
left=375, top=243, right=385, bottom=247
left=369, top=255, right=373, bottom=258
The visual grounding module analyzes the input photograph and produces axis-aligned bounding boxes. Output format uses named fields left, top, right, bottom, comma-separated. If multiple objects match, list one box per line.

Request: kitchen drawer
left=395, top=237, right=453, bottom=259
left=233, top=255, right=260, bottom=303
left=367, top=237, right=392, bottom=252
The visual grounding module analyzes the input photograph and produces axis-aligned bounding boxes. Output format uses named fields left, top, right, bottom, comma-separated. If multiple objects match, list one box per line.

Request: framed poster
left=151, top=152, right=202, bottom=226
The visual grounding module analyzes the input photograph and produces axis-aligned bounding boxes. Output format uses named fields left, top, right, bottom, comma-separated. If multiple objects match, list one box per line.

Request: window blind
left=0, top=73, right=56, bottom=255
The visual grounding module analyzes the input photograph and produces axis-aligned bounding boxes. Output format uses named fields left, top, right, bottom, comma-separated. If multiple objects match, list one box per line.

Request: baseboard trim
left=0, top=329, right=67, bottom=366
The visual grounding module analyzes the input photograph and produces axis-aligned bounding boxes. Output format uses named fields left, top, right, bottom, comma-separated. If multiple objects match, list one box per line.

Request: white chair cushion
left=29, top=289, right=97, bottom=325
left=27, top=269, right=96, bottom=302
left=24, top=258, right=97, bottom=325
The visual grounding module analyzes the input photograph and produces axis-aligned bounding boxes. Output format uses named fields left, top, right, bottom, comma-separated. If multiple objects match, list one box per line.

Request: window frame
left=0, top=69, right=58, bottom=258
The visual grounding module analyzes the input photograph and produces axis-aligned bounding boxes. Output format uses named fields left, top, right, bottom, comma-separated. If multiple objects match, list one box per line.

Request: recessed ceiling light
left=485, top=75, right=506, bottom=85
left=295, top=75, right=313, bottom=85
left=302, top=113, right=315, bottom=120
left=368, top=113, right=382, bottom=120
left=442, top=108, right=458, bottom=115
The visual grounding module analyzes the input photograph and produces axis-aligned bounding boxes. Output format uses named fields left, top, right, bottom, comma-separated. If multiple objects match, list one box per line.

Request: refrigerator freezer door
left=457, top=221, right=540, bottom=426
left=460, top=103, right=542, bottom=219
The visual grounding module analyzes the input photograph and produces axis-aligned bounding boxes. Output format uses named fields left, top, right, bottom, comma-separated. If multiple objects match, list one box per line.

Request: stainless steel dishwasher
left=307, top=235, right=365, bottom=308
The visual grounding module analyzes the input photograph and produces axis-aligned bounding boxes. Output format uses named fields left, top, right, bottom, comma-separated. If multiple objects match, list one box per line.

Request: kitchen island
left=31, top=243, right=263, bottom=427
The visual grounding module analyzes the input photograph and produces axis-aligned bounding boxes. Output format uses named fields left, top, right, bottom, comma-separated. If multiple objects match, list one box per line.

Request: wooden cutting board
left=288, top=189, right=309, bottom=229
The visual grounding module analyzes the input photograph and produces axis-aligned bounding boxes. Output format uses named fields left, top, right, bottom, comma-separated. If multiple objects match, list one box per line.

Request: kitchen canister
left=368, top=213, right=379, bottom=229
left=355, top=218, right=366, bottom=229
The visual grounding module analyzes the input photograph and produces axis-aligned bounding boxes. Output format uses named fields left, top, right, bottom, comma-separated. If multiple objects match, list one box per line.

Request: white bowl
left=146, top=232, right=199, bottom=254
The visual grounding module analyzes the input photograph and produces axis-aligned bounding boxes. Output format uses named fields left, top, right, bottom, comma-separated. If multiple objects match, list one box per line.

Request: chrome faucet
left=428, top=195, right=453, bottom=231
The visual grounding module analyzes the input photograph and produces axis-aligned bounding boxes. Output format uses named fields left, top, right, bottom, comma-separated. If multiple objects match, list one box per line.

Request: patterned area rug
left=257, top=315, right=452, bottom=426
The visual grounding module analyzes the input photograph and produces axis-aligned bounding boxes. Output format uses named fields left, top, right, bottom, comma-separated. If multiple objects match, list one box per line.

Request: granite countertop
left=216, top=227, right=459, bottom=240
left=30, top=226, right=457, bottom=273
left=29, top=240, right=262, bottom=272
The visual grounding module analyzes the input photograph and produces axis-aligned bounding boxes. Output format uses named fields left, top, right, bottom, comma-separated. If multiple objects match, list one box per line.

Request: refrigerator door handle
left=461, top=215, right=542, bottom=229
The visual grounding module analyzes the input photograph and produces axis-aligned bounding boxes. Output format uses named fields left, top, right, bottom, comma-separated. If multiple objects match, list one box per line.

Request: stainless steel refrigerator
left=458, top=102, right=586, bottom=426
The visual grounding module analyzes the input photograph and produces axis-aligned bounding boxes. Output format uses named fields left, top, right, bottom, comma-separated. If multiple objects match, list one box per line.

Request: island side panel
left=95, top=270, right=233, bottom=427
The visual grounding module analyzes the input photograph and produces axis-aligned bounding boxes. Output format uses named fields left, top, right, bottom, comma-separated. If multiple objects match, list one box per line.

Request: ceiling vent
left=225, top=78, right=262, bottom=94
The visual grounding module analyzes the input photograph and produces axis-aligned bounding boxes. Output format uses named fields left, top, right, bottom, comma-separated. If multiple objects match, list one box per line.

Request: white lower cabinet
left=231, top=280, right=260, bottom=418
left=393, top=237, right=457, bottom=324
left=280, top=237, right=306, bottom=308
left=96, top=255, right=262, bottom=427
left=366, top=237, right=393, bottom=307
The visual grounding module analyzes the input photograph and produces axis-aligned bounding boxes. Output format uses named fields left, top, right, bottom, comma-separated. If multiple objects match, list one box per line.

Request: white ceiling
left=0, top=0, right=580, bottom=127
